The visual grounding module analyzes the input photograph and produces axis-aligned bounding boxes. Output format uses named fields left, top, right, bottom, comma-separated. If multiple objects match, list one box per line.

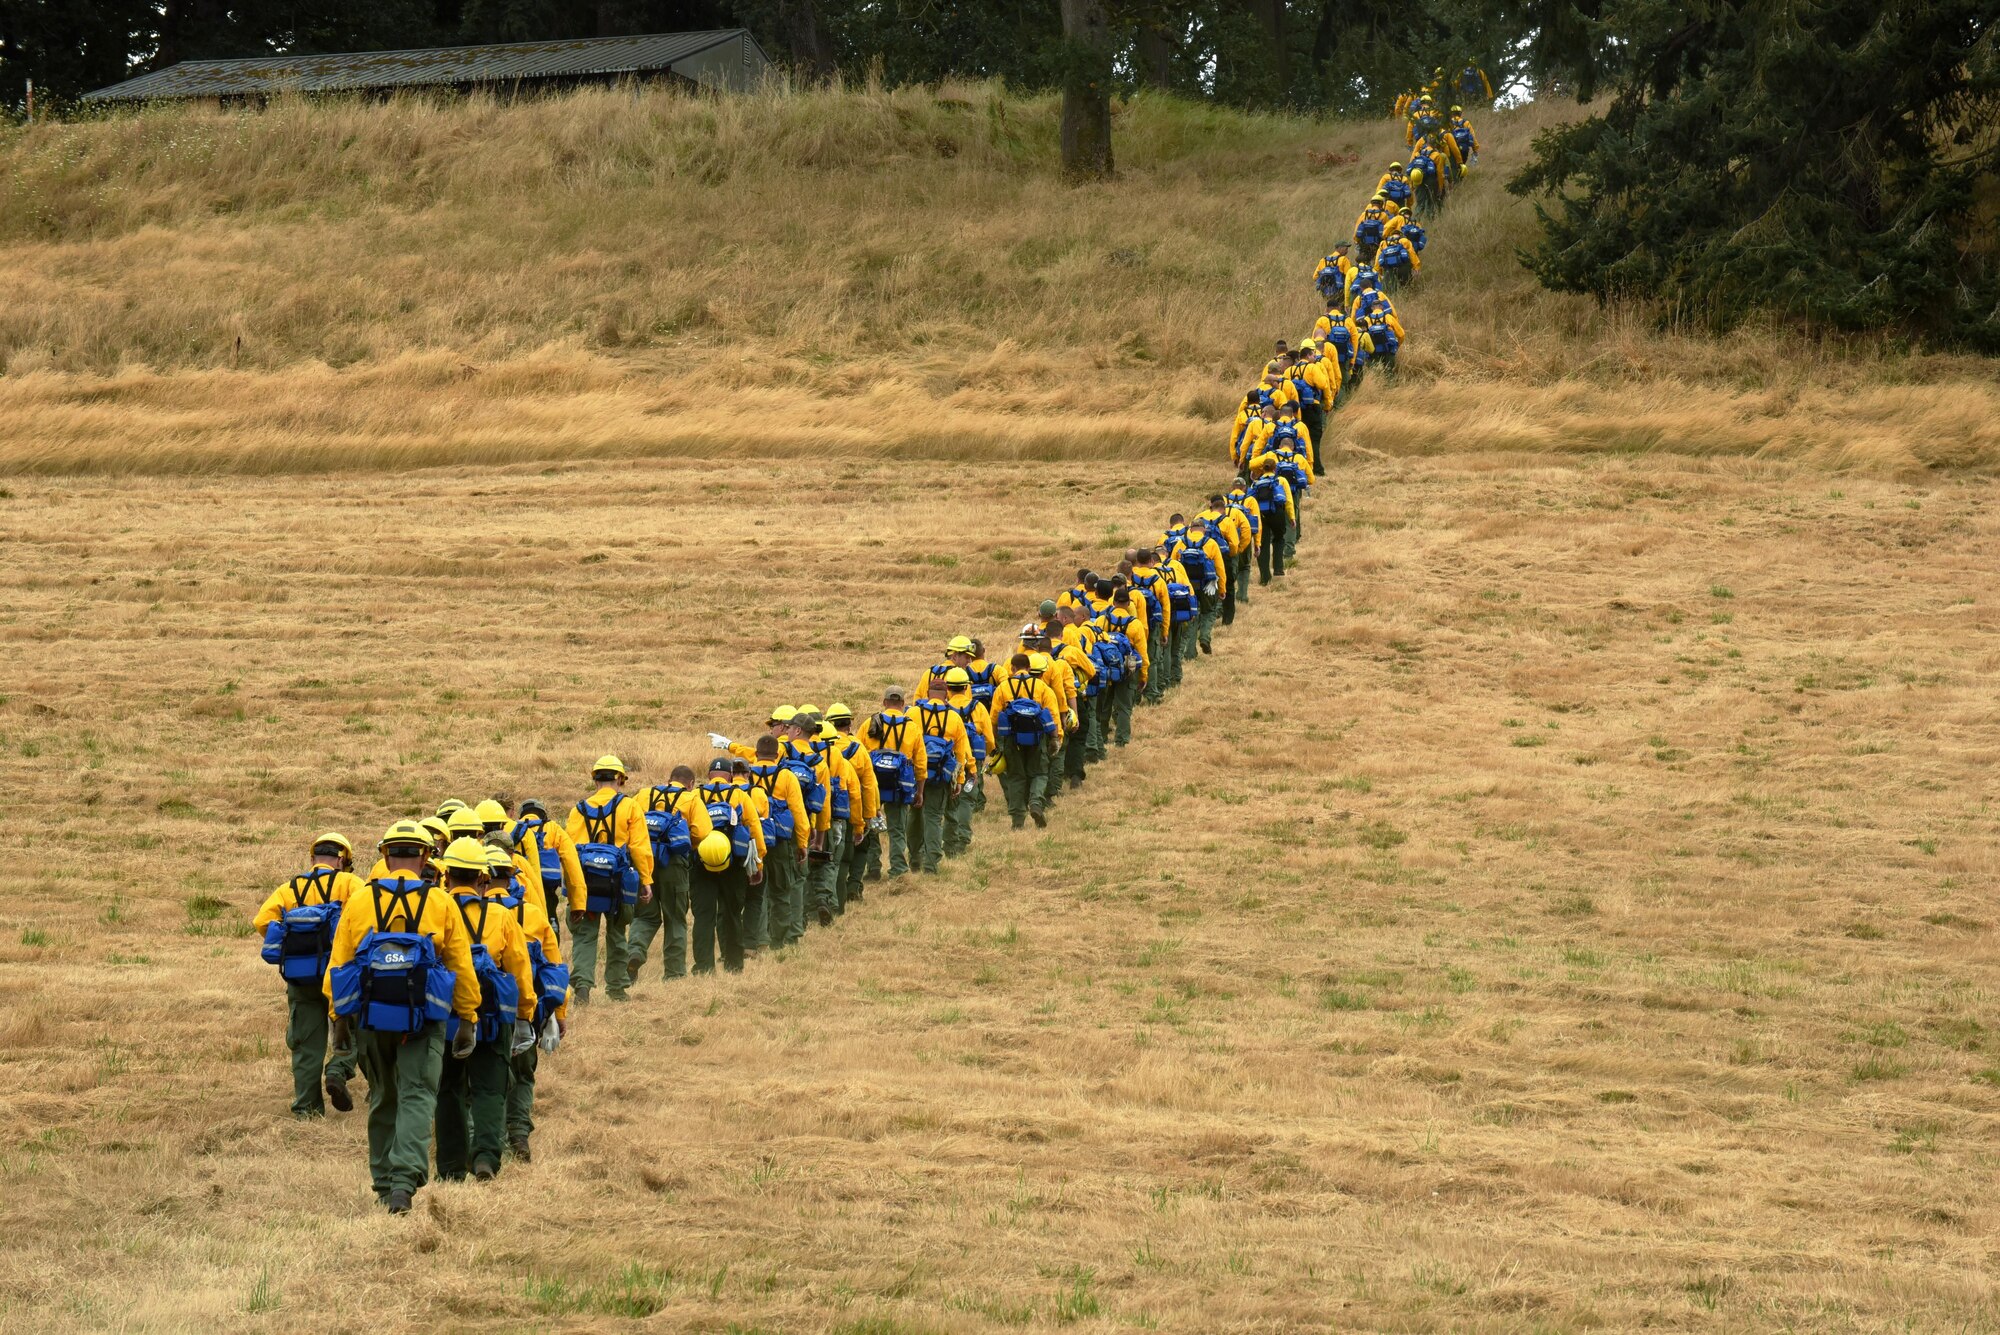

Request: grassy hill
left=1, top=84, right=1994, bottom=474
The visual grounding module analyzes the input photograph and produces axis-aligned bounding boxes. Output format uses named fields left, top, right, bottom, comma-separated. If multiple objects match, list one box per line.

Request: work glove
left=868, top=814, right=887, bottom=833
left=511, top=1020, right=537, bottom=1055
left=450, top=1026, right=476, bottom=1060
left=1204, top=582, right=1219, bottom=597
left=708, top=733, right=731, bottom=750
left=538, top=1018, right=563, bottom=1054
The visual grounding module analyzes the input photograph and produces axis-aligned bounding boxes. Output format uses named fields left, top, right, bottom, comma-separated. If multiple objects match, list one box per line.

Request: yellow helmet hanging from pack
left=697, top=831, right=733, bottom=872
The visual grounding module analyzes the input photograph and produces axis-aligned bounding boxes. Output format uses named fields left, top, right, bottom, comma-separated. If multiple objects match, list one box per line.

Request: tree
left=1511, top=0, right=2000, bottom=348
left=1059, top=0, right=1113, bottom=179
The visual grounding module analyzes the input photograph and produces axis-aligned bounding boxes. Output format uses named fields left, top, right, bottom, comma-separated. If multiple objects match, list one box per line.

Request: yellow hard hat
left=824, top=702, right=854, bottom=722
left=1299, top=338, right=1318, bottom=350
left=1028, top=652, right=1052, bottom=672
left=440, top=837, right=491, bottom=873
left=1451, top=104, right=1463, bottom=112
left=945, top=667, right=972, bottom=686
left=697, top=831, right=733, bottom=872
left=446, top=808, right=484, bottom=837
left=311, top=831, right=353, bottom=856
left=769, top=704, right=797, bottom=724
left=473, top=798, right=508, bottom=825
left=946, top=635, right=975, bottom=654
left=1410, top=168, right=1425, bottom=184
left=794, top=704, right=819, bottom=718
left=419, top=816, right=452, bottom=844
left=483, top=846, right=517, bottom=874
left=818, top=721, right=840, bottom=741
left=435, top=799, right=467, bottom=819
left=592, top=754, right=627, bottom=777
left=1390, top=160, right=1403, bottom=169
left=381, top=819, right=434, bottom=851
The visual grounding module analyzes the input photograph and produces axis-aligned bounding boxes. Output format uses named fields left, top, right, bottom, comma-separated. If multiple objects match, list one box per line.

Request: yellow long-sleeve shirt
left=452, top=889, right=537, bottom=1023
left=831, top=734, right=882, bottom=821
left=862, top=709, right=928, bottom=788
left=913, top=698, right=976, bottom=779
left=745, top=761, right=810, bottom=852
left=491, top=882, right=567, bottom=1022
left=990, top=672, right=1065, bottom=743
left=511, top=815, right=584, bottom=906
left=253, top=865, right=365, bottom=933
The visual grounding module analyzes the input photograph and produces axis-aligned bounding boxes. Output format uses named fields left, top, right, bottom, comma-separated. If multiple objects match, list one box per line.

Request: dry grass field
left=2, top=80, right=1999, bottom=1335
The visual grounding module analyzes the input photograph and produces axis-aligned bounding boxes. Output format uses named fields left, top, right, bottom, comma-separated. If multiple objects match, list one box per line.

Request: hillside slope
left=0, top=84, right=1994, bottom=475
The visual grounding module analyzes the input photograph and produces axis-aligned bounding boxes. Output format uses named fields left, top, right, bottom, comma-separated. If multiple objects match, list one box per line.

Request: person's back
left=486, top=846, right=565, bottom=1162
left=435, top=840, right=535, bottom=1184
left=323, top=821, right=479, bottom=1213
left=862, top=691, right=927, bottom=880
left=254, top=833, right=368, bottom=1119
left=562, top=756, right=654, bottom=1005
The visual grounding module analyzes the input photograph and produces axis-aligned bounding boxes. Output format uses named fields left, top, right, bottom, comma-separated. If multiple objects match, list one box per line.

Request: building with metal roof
left=82, top=30, right=770, bottom=104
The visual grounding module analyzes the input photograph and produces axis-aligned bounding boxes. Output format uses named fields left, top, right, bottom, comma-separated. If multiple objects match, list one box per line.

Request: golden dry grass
left=1, top=84, right=1996, bottom=476
left=3, top=451, right=2000, bottom=1332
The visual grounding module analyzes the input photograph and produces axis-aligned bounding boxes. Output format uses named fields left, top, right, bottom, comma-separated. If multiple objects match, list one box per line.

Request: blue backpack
left=781, top=751, right=827, bottom=816
left=1379, top=239, right=1410, bottom=269
left=917, top=704, right=960, bottom=784
left=449, top=894, right=520, bottom=1045
left=815, top=744, right=853, bottom=821
left=1403, top=222, right=1427, bottom=252
left=574, top=793, right=640, bottom=915
left=1168, top=581, right=1197, bottom=624
left=747, top=763, right=793, bottom=842
left=951, top=703, right=989, bottom=762
left=514, top=816, right=565, bottom=898
left=643, top=786, right=694, bottom=865
left=999, top=693, right=1054, bottom=748
left=1383, top=177, right=1411, bottom=206
left=1200, top=517, right=1233, bottom=559
left=261, top=867, right=343, bottom=985
left=1178, top=544, right=1214, bottom=590
left=1355, top=214, right=1384, bottom=245
left=868, top=715, right=919, bottom=804
left=702, top=784, right=756, bottom=865
left=968, top=664, right=997, bottom=709
left=1251, top=475, right=1282, bottom=516
left=329, top=880, right=456, bottom=1035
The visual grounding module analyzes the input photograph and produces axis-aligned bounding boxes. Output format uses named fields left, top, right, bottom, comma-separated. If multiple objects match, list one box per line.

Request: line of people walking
left=248, top=108, right=1498, bottom=1215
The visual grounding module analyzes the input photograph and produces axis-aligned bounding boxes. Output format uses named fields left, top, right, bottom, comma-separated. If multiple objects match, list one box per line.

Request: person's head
left=1112, top=587, right=1131, bottom=608
left=926, top=678, right=949, bottom=701
left=754, top=735, right=780, bottom=761
left=446, top=808, right=484, bottom=844
left=1094, top=578, right=1115, bottom=599
left=883, top=686, right=907, bottom=710
left=1208, top=493, right=1226, bottom=511
left=945, top=667, right=972, bottom=694
left=420, top=816, right=452, bottom=852
left=669, top=764, right=695, bottom=785
left=483, top=846, right=517, bottom=889
left=791, top=710, right=822, bottom=742
left=731, top=759, right=751, bottom=783
left=1334, top=240, right=1350, bottom=255
left=1075, top=567, right=1093, bottom=586
left=436, top=834, right=488, bottom=889
left=1168, top=512, right=1185, bottom=527
left=1038, top=599, right=1060, bottom=626
left=708, top=757, right=734, bottom=784
left=1389, top=160, right=1404, bottom=175
left=1273, top=339, right=1289, bottom=355
left=946, top=634, right=974, bottom=667
left=311, top=832, right=353, bottom=871
left=826, top=702, right=855, bottom=735
left=435, top=799, right=467, bottom=820
left=767, top=704, right=797, bottom=735
left=1027, top=652, right=1051, bottom=676
left=474, top=798, right=509, bottom=833
left=380, top=820, right=435, bottom=874
left=592, top=754, right=629, bottom=790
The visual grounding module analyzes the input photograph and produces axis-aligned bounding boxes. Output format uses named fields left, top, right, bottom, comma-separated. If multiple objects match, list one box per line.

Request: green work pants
left=813, top=822, right=850, bottom=911
left=1196, top=590, right=1220, bottom=651
left=505, top=1045, right=537, bottom=1144
left=626, top=859, right=690, bottom=980
left=1166, top=617, right=1188, bottom=685
left=1235, top=549, right=1254, bottom=605
left=742, top=851, right=770, bottom=949
left=831, top=823, right=862, bottom=907
left=1145, top=629, right=1168, bottom=702
left=1084, top=694, right=1106, bottom=761
left=435, top=1038, right=511, bottom=1180
left=1108, top=676, right=1135, bottom=746
left=912, top=780, right=953, bottom=872
left=1066, top=702, right=1093, bottom=781
left=691, top=861, right=746, bottom=973
left=844, top=826, right=873, bottom=901
left=569, top=903, right=632, bottom=999
left=998, top=739, right=1050, bottom=824
left=285, top=981, right=355, bottom=1117
left=877, top=802, right=915, bottom=877
left=356, top=1024, right=445, bottom=1199
left=758, top=840, right=795, bottom=944
left=947, top=781, right=977, bottom=857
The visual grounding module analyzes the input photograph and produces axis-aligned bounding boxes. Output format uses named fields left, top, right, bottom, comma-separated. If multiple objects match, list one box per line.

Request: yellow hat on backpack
left=592, top=754, right=627, bottom=777
left=382, top=819, right=435, bottom=851
left=697, top=831, right=733, bottom=872
left=473, top=798, right=508, bottom=826
left=440, top=837, right=491, bottom=873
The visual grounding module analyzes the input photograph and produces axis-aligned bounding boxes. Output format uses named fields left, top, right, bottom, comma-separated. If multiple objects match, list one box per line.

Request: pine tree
left=1510, top=0, right=2000, bottom=349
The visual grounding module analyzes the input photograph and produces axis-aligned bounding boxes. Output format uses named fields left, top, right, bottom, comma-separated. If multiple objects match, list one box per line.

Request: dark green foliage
left=1510, top=0, right=2000, bottom=349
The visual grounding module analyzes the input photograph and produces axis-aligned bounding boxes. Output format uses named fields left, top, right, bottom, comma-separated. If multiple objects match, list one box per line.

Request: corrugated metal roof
left=84, top=29, right=762, bottom=102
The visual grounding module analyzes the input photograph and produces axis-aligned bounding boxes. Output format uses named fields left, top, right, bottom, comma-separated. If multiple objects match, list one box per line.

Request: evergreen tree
left=1510, top=0, right=2000, bottom=348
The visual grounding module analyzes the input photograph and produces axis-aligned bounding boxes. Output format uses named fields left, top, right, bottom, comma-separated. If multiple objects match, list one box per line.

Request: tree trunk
left=1244, top=0, right=1288, bottom=93
left=1059, top=0, right=1113, bottom=180
left=778, top=0, right=836, bottom=83
left=1135, top=23, right=1172, bottom=91
left=1309, top=0, right=1336, bottom=77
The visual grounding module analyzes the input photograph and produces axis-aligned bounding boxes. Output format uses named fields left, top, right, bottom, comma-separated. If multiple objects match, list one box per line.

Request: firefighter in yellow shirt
left=911, top=680, right=974, bottom=873
left=510, top=798, right=583, bottom=934
left=564, top=755, right=654, bottom=1005
left=627, top=766, right=714, bottom=981
left=941, top=668, right=994, bottom=854
left=861, top=687, right=928, bottom=880
left=991, top=652, right=1065, bottom=828
left=433, top=838, right=535, bottom=1184
left=825, top=703, right=882, bottom=906
left=745, top=736, right=809, bottom=947
left=483, top=847, right=564, bottom=1164
left=324, top=820, right=480, bottom=1214
left=253, top=832, right=366, bottom=1118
